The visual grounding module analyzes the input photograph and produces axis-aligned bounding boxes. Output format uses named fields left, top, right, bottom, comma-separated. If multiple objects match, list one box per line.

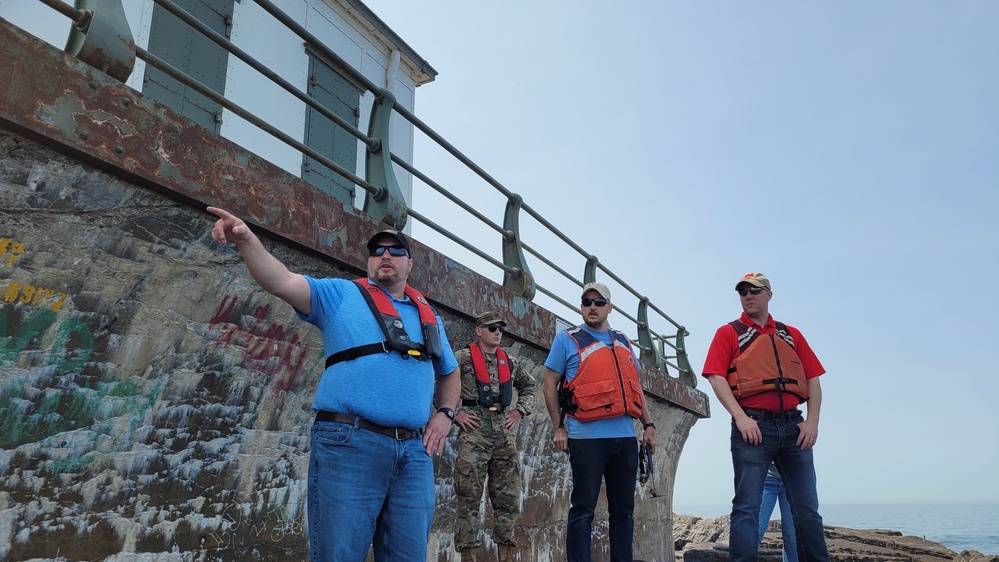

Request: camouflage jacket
left=455, top=346, right=537, bottom=417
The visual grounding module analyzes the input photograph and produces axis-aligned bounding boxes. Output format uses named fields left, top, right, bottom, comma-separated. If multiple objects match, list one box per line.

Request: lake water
left=674, top=501, right=999, bottom=555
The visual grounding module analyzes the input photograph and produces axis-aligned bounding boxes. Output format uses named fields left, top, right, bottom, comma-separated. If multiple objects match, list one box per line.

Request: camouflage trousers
left=453, top=409, right=522, bottom=549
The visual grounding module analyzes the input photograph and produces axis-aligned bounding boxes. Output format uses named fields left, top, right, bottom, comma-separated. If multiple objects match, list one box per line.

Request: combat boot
left=497, top=543, right=515, bottom=562
left=459, top=548, right=476, bottom=562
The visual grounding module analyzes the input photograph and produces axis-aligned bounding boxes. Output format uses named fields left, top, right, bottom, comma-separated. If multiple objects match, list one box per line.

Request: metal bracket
left=675, top=327, right=696, bottom=388
left=636, top=297, right=663, bottom=370
left=583, top=255, right=598, bottom=285
left=363, top=89, right=408, bottom=230
left=66, top=0, right=136, bottom=83
left=501, top=193, right=535, bottom=299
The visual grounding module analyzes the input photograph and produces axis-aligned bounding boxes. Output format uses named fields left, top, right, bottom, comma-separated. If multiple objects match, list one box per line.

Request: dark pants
left=730, top=411, right=828, bottom=562
left=567, top=437, right=639, bottom=562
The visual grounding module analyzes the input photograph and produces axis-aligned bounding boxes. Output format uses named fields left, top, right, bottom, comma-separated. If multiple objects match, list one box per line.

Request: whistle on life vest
left=489, top=405, right=499, bottom=412
left=407, top=349, right=422, bottom=359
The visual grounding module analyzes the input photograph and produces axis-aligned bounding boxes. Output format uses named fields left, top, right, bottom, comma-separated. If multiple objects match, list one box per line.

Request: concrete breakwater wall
left=0, top=19, right=709, bottom=562
left=0, top=129, right=702, bottom=562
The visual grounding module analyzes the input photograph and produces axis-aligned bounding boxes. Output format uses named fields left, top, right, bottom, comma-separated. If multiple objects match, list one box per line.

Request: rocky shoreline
left=673, top=513, right=998, bottom=562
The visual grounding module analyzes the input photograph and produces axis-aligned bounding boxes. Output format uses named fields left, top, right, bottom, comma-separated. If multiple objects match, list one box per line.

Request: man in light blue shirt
left=208, top=207, right=459, bottom=562
left=542, top=282, right=656, bottom=562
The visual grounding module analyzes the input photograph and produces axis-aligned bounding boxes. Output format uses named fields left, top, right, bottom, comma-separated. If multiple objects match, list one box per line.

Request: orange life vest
left=324, top=279, right=441, bottom=367
left=725, top=320, right=809, bottom=401
left=468, top=343, right=513, bottom=411
left=562, top=327, right=644, bottom=422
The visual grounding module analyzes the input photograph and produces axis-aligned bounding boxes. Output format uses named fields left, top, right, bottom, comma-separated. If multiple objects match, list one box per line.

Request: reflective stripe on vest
left=468, top=343, right=513, bottom=410
left=564, top=327, right=644, bottom=422
left=725, top=320, right=809, bottom=401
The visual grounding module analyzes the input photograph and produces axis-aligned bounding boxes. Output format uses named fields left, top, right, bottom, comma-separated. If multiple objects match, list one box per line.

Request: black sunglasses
left=369, top=245, right=407, bottom=257
left=737, top=286, right=764, bottom=297
left=581, top=297, right=608, bottom=307
left=481, top=325, right=505, bottom=333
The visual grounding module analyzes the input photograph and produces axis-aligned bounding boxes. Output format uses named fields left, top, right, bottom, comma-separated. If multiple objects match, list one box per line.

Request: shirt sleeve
left=701, top=324, right=738, bottom=378
left=432, top=314, right=459, bottom=375
left=296, top=276, right=347, bottom=326
left=544, top=331, right=571, bottom=375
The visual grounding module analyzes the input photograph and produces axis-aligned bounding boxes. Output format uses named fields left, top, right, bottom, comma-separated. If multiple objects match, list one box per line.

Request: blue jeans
left=730, top=411, right=828, bottom=562
left=758, top=474, right=798, bottom=562
left=309, top=419, right=435, bottom=562
left=567, top=437, right=639, bottom=562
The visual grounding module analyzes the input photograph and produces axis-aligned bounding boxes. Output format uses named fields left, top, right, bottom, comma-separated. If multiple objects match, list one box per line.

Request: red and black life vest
left=468, top=343, right=513, bottom=411
left=725, top=320, right=809, bottom=401
left=324, top=279, right=441, bottom=368
left=560, top=327, right=644, bottom=423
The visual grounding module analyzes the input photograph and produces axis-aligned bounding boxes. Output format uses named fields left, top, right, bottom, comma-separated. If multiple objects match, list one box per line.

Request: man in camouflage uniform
left=453, top=311, right=537, bottom=562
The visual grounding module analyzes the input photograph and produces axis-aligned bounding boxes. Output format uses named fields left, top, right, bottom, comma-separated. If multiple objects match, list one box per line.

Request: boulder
left=673, top=513, right=998, bottom=562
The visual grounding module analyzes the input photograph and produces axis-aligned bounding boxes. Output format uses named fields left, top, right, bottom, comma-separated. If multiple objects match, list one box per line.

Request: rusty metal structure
left=0, top=1, right=710, bottom=560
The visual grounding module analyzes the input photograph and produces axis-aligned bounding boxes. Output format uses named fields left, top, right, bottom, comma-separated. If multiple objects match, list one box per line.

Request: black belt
left=742, top=408, right=801, bottom=420
left=315, top=411, right=421, bottom=441
left=461, top=398, right=505, bottom=412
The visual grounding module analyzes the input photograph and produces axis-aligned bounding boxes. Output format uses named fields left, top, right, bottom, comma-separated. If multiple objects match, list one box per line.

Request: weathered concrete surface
left=0, top=16, right=710, bottom=562
left=0, top=128, right=703, bottom=562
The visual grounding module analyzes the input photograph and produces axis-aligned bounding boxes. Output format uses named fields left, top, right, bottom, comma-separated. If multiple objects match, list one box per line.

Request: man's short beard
left=374, top=269, right=404, bottom=287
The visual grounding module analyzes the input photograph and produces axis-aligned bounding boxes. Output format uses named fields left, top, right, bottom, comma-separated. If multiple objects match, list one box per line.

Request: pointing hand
left=207, top=206, right=252, bottom=245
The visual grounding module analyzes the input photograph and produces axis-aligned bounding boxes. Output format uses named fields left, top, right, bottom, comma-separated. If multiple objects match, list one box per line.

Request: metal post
left=501, top=193, right=535, bottom=299
left=363, top=89, right=408, bottom=230
left=65, top=0, right=136, bottom=82
left=675, top=327, right=696, bottom=387
left=583, top=255, right=598, bottom=285
left=636, top=297, right=663, bottom=370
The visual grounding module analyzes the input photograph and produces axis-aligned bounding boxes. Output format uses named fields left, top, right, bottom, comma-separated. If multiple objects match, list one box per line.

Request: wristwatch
left=437, top=407, right=456, bottom=421
left=643, top=422, right=657, bottom=430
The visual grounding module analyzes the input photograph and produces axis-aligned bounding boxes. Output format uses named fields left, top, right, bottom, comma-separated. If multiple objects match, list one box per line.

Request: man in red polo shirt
left=702, top=272, right=829, bottom=562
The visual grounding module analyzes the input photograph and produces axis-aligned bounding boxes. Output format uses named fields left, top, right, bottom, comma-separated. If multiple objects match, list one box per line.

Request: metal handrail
left=154, top=0, right=376, bottom=150
left=135, top=45, right=379, bottom=199
left=29, top=0, right=695, bottom=384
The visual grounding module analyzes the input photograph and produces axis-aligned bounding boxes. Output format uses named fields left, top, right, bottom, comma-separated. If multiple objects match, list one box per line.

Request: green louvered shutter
left=303, top=48, right=362, bottom=205
left=144, top=0, right=234, bottom=133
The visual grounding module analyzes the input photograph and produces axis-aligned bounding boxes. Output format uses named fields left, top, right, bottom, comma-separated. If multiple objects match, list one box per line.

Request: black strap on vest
left=325, top=282, right=433, bottom=369
left=730, top=320, right=794, bottom=353
left=325, top=341, right=391, bottom=368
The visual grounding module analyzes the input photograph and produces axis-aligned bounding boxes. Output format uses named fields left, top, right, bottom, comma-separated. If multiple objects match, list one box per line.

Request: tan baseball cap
left=475, top=311, right=507, bottom=327
left=735, top=272, right=771, bottom=291
left=581, top=282, right=611, bottom=301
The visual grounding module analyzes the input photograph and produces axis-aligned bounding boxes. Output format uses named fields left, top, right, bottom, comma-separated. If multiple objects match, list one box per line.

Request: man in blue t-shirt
left=542, top=282, right=656, bottom=562
left=208, top=207, right=460, bottom=562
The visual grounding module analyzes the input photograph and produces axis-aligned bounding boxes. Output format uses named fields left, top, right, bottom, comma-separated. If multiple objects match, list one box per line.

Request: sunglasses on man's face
left=737, top=286, right=764, bottom=297
left=369, top=245, right=407, bottom=257
left=481, top=325, right=505, bottom=333
left=581, top=297, right=608, bottom=307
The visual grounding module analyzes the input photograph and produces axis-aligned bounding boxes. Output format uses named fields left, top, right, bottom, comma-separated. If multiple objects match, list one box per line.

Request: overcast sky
left=360, top=0, right=999, bottom=512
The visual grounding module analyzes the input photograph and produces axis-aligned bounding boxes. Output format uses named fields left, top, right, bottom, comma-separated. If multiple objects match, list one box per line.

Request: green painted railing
left=20, top=0, right=696, bottom=386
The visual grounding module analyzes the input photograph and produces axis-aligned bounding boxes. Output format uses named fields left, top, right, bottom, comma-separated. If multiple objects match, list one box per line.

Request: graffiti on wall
left=0, top=235, right=146, bottom=451
left=1, top=236, right=25, bottom=266
left=209, top=295, right=319, bottom=395
left=0, top=230, right=313, bottom=555
left=1, top=237, right=67, bottom=311
left=1, top=235, right=89, bottom=370
left=199, top=492, right=306, bottom=551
